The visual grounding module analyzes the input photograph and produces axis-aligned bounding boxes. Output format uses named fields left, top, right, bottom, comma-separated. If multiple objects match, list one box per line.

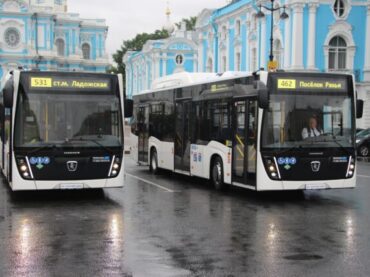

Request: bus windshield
left=14, top=89, right=123, bottom=148
left=261, top=92, right=354, bottom=149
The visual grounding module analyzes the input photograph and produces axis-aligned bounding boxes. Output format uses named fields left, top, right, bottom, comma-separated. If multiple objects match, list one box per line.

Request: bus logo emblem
left=66, top=161, right=78, bottom=172
left=311, top=161, right=321, bottom=172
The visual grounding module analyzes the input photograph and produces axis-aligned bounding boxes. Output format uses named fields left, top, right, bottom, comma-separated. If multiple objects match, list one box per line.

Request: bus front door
left=138, top=105, right=149, bottom=163
left=174, top=101, right=191, bottom=173
left=232, top=100, right=257, bottom=186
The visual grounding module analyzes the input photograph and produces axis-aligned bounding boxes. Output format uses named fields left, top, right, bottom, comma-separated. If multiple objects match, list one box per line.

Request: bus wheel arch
left=210, top=155, right=225, bottom=190
left=149, top=147, right=159, bottom=174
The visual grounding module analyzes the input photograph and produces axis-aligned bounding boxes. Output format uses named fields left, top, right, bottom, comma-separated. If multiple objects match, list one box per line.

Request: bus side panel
left=130, top=133, right=139, bottom=163
left=148, top=137, right=174, bottom=171
left=198, top=141, right=232, bottom=185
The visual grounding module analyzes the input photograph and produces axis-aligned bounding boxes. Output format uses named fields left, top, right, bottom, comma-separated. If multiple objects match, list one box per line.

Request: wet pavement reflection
left=0, top=159, right=370, bottom=276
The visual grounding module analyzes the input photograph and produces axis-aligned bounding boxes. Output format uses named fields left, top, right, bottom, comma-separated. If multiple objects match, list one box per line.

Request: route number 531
left=31, top=77, right=52, bottom=88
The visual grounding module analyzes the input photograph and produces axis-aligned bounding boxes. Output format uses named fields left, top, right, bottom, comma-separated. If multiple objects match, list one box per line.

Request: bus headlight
left=17, top=158, right=33, bottom=180
left=109, top=157, right=121, bottom=177
left=264, top=157, right=281, bottom=180
left=346, top=158, right=355, bottom=178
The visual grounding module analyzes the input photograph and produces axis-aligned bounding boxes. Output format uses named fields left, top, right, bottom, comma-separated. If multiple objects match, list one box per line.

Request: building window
left=82, top=43, right=91, bottom=60
left=235, top=52, right=241, bottom=71
left=328, top=36, right=347, bottom=70
left=333, top=0, right=345, bottom=18
left=222, top=56, right=227, bottom=72
left=4, top=27, right=21, bottom=48
left=273, top=39, right=283, bottom=69
left=251, top=48, right=257, bottom=71
left=55, top=38, right=65, bottom=57
left=175, top=54, right=184, bottom=65
left=207, top=58, right=213, bottom=72
left=236, top=20, right=241, bottom=36
left=221, top=26, right=227, bottom=40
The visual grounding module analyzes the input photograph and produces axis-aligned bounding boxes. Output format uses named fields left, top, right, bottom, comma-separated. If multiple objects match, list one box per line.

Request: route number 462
left=278, top=79, right=296, bottom=89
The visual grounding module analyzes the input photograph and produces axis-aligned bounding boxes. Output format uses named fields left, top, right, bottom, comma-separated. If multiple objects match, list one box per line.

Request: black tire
left=150, top=149, right=160, bottom=174
left=211, top=156, right=225, bottom=190
left=358, top=145, right=369, bottom=157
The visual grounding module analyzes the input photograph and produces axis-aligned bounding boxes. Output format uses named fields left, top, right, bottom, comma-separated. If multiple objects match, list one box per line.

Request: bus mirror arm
left=3, top=81, right=14, bottom=109
left=356, top=99, right=364, bottom=119
left=125, top=99, right=133, bottom=118
left=254, top=81, right=269, bottom=109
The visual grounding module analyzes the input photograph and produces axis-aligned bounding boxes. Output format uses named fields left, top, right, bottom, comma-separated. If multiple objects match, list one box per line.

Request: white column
left=283, top=8, right=291, bottom=69
left=245, top=20, right=251, bottom=71
left=260, top=17, right=266, bottom=69
left=307, top=3, right=318, bottom=71
left=364, top=4, right=370, bottom=81
left=291, top=3, right=304, bottom=70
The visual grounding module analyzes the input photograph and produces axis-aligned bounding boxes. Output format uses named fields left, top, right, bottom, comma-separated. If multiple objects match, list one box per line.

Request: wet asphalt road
left=0, top=158, right=370, bottom=277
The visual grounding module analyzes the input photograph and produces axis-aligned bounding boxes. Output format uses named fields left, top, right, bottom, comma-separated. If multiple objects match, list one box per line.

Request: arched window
left=329, top=36, right=347, bottom=70
left=333, top=0, right=345, bottom=18
left=55, top=38, right=65, bottom=57
left=273, top=39, right=283, bottom=69
left=251, top=48, right=257, bottom=71
left=222, top=56, right=227, bottom=72
left=235, top=52, right=241, bottom=71
left=175, top=54, right=183, bottom=65
left=222, top=26, right=227, bottom=40
left=207, top=58, right=213, bottom=72
left=236, top=20, right=241, bottom=36
left=82, top=43, right=91, bottom=60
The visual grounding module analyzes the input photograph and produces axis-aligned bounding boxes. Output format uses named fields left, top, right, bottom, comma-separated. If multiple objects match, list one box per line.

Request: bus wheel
left=359, top=145, right=369, bottom=157
left=211, top=157, right=225, bottom=190
left=150, top=149, right=159, bottom=174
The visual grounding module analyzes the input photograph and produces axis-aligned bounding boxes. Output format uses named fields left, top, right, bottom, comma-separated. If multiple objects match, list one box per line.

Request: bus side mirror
left=356, top=99, right=364, bottom=119
left=255, top=81, right=269, bottom=109
left=125, top=99, right=133, bottom=118
left=3, top=82, right=14, bottom=109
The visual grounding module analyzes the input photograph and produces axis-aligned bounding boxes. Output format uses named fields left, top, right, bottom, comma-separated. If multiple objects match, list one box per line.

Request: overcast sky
left=68, top=0, right=227, bottom=62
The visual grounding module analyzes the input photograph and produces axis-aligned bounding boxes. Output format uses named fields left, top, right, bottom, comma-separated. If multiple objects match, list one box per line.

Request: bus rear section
left=1, top=70, right=132, bottom=191
left=130, top=71, right=362, bottom=191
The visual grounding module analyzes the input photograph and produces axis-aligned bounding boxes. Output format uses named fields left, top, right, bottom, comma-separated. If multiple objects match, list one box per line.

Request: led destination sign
left=277, top=77, right=348, bottom=92
left=29, top=76, right=111, bottom=91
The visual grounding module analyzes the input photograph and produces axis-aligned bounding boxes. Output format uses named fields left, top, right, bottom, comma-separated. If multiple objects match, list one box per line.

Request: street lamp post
left=256, top=0, right=289, bottom=63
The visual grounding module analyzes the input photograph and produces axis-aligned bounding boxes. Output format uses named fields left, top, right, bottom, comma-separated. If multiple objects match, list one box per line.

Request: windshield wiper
left=274, top=144, right=304, bottom=156
left=313, top=136, right=353, bottom=156
left=67, top=137, right=115, bottom=155
left=28, top=144, right=59, bottom=155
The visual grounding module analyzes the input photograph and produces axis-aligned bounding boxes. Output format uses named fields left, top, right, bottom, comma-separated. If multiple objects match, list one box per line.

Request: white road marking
left=125, top=173, right=179, bottom=193
left=358, top=174, right=370, bottom=179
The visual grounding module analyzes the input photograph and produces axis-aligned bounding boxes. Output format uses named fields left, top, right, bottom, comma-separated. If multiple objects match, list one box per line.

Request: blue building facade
left=0, top=0, right=109, bottom=87
left=125, top=0, right=370, bottom=127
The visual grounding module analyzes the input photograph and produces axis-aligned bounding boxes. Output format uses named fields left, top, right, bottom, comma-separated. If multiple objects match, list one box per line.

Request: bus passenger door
left=232, top=99, right=257, bottom=186
left=174, top=101, right=191, bottom=173
left=137, top=105, right=149, bottom=163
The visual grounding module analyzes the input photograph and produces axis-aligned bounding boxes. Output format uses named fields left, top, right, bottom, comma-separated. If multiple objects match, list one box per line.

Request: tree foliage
left=175, top=16, right=197, bottom=31
left=108, top=29, right=169, bottom=75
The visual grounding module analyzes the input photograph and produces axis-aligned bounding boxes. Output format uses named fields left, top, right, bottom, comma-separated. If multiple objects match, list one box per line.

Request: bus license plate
left=60, top=183, right=84, bottom=190
left=305, top=183, right=327, bottom=190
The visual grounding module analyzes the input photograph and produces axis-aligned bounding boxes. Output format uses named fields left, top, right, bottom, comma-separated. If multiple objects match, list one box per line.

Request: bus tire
left=211, top=156, right=225, bottom=190
left=150, top=149, right=160, bottom=174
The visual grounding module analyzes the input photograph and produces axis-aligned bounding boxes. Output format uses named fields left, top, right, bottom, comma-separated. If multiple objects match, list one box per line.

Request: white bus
left=0, top=70, right=133, bottom=191
left=130, top=71, right=363, bottom=191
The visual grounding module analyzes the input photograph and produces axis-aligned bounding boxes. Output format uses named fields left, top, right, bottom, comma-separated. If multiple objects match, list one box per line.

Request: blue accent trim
left=303, top=5, right=309, bottom=69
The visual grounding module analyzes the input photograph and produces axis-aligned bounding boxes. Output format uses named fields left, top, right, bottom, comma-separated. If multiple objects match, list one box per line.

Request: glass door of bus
left=138, top=105, right=149, bottom=163
left=232, top=99, right=258, bottom=186
left=174, top=100, right=191, bottom=172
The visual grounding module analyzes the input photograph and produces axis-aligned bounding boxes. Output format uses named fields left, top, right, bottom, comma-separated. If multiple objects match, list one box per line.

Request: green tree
left=175, top=16, right=197, bottom=31
left=109, top=29, right=169, bottom=76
